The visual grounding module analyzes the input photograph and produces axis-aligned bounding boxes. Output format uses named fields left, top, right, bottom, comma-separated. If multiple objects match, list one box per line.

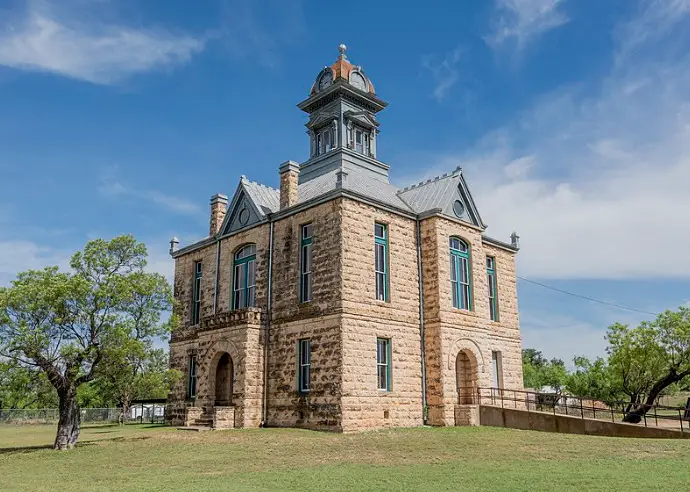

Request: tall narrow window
left=187, top=356, right=197, bottom=399
left=233, top=244, right=256, bottom=309
left=487, top=256, right=499, bottom=321
left=450, top=237, right=472, bottom=310
left=364, top=133, right=370, bottom=156
left=192, top=262, right=202, bottom=324
left=300, top=224, right=313, bottom=303
left=315, top=133, right=322, bottom=156
left=325, top=128, right=332, bottom=152
left=355, top=129, right=364, bottom=153
left=491, top=351, right=503, bottom=390
left=298, top=339, right=311, bottom=393
left=374, top=223, right=388, bottom=301
left=377, top=338, right=391, bottom=391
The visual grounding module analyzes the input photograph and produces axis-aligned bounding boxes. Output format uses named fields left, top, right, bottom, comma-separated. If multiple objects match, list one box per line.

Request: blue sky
left=1, top=0, right=690, bottom=365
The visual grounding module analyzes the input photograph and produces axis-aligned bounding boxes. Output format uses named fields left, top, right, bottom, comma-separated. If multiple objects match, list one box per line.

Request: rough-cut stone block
left=213, top=406, right=236, bottom=429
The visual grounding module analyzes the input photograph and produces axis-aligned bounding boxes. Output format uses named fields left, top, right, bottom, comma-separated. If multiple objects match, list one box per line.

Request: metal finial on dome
left=338, top=44, right=347, bottom=59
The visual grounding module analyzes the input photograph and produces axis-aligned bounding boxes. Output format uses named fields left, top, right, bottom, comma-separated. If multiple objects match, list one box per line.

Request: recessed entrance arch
left=456, top=350, right=478, bottom=404
left=214, top=353, right=234, bottom=406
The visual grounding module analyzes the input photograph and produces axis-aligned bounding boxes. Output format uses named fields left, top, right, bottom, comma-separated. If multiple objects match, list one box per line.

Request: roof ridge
left=398, top=166, right=462, bottom=193
left=241, top=175, right=279, bottom=193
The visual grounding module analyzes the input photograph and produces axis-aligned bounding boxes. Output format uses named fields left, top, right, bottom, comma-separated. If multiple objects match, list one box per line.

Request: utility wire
left=516, top=276, right=660, bottom=317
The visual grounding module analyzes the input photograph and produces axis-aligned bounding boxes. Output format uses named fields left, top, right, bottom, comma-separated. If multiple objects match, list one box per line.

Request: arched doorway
left=456, top=350, right=478, bottom=404
left=214, top=353, right=233, bottom=406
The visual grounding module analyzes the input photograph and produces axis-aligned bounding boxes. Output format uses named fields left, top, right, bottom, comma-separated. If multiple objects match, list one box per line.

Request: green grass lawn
left=1, top=424, right=689, bottom=491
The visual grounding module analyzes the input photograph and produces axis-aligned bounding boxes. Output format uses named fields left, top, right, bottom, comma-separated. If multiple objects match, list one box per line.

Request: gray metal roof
left=239, top=169, right=413, bottom=215
left=241, top=177, right=280, bottom=216
left=298, top=169, right=412, bottom=211
left=396, top=167, right=485, bottom=228
left=397, top=168, right=463, bottom=213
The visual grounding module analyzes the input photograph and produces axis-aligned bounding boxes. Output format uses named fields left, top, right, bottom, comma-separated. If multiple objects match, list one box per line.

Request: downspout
left=416, top=220, right=428, bottom=424
left=260, top=220, right=274, bottom=427
left=213, top=240, right=221, bottom=314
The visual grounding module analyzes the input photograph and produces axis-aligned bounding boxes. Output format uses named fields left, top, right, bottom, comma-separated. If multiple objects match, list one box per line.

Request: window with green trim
left=487, top=256, right=499, bottom=321
left=233, top=244, right=256, bottom=309
left=300, top=224, right=313, bottom=303
left=374, top=223, right=388, bottom=301
left=377, top=338, right=391, bottom=391
left=298, top=339, right=311, bottom=393
left=192, top=261, right=202, bottom=324
left=450, top=237, right=472, bottom=310
left=187, top=355, right=197, bottom=399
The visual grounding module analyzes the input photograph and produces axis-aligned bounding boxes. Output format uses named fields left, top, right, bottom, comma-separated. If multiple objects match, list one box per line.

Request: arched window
left=450, top=237, right=472, bottom=310
left=232, top=244, right=256, bottom=309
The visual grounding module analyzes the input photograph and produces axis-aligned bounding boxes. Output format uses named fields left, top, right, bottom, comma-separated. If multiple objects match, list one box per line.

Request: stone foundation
left=184, top=407, right=202, bottom=427
left=213, top=406, right=236, bottom=429
left=455, top=404, right=479, bottom=426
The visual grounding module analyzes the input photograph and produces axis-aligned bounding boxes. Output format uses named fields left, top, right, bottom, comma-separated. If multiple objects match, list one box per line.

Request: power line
left=516, top=276, right=660, bottom=317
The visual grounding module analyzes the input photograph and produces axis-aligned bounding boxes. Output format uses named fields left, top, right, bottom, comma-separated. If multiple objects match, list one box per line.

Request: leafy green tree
left=566, top=356, right=621, bottom=402
left=522, top=349, right=568, bottom=391
left=607, top=307, right=690, bottom=422
left=0, top=236, right=173, bottom=450
left=94, top=344, right=180, bottom=424
left=0, top=360, right=58, bottom=409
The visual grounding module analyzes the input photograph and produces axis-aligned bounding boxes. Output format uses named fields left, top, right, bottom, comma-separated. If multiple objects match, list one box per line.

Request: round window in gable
left=453, top=200, right=465, bottom=218
left=238, top=208, right=250, bottom=225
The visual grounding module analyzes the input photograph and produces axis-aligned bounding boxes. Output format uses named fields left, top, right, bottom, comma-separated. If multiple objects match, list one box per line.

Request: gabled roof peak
left=239, top=175, right=279, bottom=194
left=399, top=166, right=462, bottom=193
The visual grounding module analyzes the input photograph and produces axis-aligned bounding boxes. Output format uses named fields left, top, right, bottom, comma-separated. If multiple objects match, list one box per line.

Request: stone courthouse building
left=167, top=46, right=524, bottom=431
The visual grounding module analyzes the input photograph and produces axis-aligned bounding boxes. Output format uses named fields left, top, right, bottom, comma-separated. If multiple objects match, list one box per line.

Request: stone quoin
left=167, top=45, right=524, bottom=431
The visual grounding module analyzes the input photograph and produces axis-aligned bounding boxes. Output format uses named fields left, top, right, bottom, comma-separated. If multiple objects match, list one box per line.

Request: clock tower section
left=297, top=45, right=389, bottom=183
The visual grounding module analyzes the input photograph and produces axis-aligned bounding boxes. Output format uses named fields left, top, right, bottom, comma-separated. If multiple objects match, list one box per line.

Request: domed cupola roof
left=310, top=44, right=376, bottom=96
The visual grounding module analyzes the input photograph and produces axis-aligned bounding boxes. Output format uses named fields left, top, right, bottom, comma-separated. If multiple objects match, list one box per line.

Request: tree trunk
left=119, top=400, right=131, bottom=426
left=53, top=388, right=81, bottom=450
left=622, top=370, right=687, bottom=423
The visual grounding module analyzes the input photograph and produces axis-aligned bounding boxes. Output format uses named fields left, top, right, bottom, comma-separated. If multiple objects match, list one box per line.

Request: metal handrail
left=474, top=387, right=688, bottom=434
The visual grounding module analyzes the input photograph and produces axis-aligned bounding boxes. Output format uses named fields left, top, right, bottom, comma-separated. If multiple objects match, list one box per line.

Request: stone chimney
left=279, top=161, right=300, bottom=210
left=210, top=194, right=228, bottom=236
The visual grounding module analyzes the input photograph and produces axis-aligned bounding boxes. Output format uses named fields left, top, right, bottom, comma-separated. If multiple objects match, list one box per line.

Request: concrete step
left=176, top=426, right=212, bottom=432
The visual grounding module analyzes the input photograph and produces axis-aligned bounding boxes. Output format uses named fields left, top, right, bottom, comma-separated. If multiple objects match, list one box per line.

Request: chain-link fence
left=0, top=404, right=166, bottom=425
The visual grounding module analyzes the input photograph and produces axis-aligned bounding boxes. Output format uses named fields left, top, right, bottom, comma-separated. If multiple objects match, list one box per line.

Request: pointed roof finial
left=338, top=44, right=347, bottom=59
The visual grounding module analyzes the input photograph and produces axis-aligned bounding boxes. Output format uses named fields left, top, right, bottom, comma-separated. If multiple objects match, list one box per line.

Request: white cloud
left=615, top=0, right=690, bottom=64
left=0, top=2, right=205, bottom=84
left=99, top=179, right=202, bottom=216
left=0, top=240, right=72, bottom=285
left=404, top=4, right=690, bottom=281
left=486, top=0, right=569, bottom=51
left=422, top=48, right=464, bottom=101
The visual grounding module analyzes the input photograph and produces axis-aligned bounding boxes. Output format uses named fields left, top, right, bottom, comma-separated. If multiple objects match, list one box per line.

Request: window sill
left=451, top=307, right=474, bottom=314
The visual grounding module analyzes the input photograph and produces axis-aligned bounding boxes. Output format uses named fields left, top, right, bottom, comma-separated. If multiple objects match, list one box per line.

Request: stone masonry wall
left=173, top=244, right=217, bottom=330
left=217, top=226, right=271, bottom=314
left=339, top=199, right=424, bottom=431
left=169, top=318, right=264, bottom=428
left=421, top=216, right=523, bottom=426
left=267, top=200, right=344, bottom=430
left=267, top=315, right=342, bottom=430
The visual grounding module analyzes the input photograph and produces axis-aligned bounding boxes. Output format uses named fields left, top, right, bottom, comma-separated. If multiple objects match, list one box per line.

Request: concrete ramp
left=480, top=405, right=689, bottom=439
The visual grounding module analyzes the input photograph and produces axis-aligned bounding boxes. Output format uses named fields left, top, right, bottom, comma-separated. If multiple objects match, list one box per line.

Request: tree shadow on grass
left=0, top=431, right=158, bottom=456
left=0, top=441, right=98, bottom=456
